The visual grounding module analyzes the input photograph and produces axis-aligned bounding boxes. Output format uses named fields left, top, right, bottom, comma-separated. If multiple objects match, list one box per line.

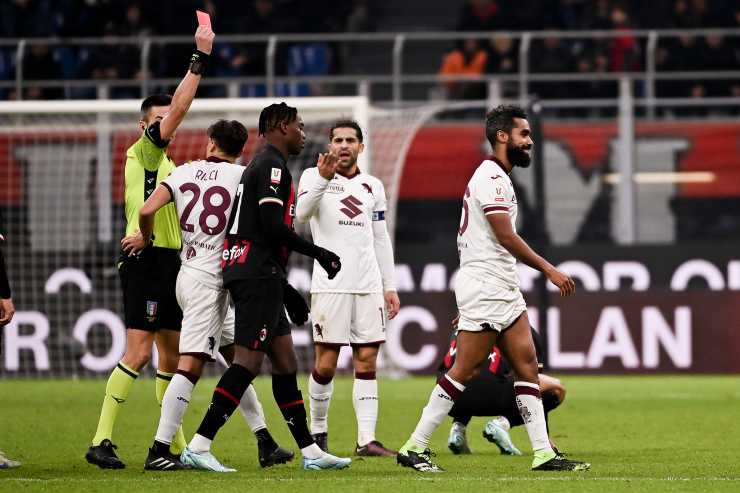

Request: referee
left=1, top=209, right=21, bottom=468
left=85, top=24, right=215, bottom=470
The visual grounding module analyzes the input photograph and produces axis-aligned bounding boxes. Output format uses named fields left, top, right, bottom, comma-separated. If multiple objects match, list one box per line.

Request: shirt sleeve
left=130, top=121, right=169, bottom=172
left=160, top=165, right=183, bottom=200
left=295, top=168, right=328, bottom=223
left=372, top=180, right=388, bottom=221
left=475, top=176, right=514, bottom=216
left=256, top=161, right=286, bottom=207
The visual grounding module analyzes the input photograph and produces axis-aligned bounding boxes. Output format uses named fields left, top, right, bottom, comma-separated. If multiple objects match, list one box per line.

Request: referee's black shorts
left=227, top=277, right=290, bottom=351
left=118, top=246, right=182, bottom=332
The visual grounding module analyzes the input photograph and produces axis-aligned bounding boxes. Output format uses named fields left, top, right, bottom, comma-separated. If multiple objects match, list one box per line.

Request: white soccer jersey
left=161, top=159, right=244, bottom=288
left=457, top=158, right=518, bottom=288
left=296, top=167, right=390, bottom=293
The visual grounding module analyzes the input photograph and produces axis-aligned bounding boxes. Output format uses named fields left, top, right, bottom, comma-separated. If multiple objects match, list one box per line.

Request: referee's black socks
left=195, top=364, right=256, bottom=440
left=272, top=373, right=314, bottom=449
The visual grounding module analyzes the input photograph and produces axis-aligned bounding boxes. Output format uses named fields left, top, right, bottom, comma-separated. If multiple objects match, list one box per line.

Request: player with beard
left=396, top=105, right=590, bottom=472
left=296, top=120, right=400, bottom=457
left=184, top=103, right=351, bottom=471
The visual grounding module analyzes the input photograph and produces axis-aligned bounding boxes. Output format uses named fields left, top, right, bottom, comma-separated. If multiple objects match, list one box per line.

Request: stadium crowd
left=0, top=0, right=738, bottom=101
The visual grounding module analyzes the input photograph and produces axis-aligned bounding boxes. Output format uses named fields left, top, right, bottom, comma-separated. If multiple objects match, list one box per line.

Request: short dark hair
left=329, top=120, right=363, bottom=143
left=485, top=104, right=528, bottom=147
left=258, top=102, right=298, bottom=137
left=140, top=94, right=172, bottom=120
left=207, top=119, right=248, bottom=158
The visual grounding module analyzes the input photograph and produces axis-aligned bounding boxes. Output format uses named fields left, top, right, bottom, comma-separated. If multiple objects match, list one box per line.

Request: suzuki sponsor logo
left=339, top=195, right=363, bottom=219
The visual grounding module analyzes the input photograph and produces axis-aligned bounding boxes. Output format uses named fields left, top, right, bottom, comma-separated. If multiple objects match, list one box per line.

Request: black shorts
left=227, top=277, right=290, bottom=351
left=118, top=247, right=182, bottom=332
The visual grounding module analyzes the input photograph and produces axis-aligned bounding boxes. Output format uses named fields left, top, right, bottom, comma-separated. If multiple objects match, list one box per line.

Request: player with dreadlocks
left=183, top=103, right=352, bottom=471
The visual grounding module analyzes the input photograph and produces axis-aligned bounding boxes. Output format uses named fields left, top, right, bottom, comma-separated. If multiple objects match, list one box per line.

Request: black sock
left=152, top=440, right=171, bottom=455
left=503, top=400, right=524, bottom=427
left=449, top=406, right=472, bottom=426
left=195, top=364, right=255, bottom=440
left=272, top=373, right=313, bottom=449
left=255, top=428, right=277, bottom=449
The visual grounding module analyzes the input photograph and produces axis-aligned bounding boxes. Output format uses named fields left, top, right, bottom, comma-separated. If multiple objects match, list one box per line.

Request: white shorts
left=175, top=269, right=235, bottom=361
left=455, top=270, right=526, bottom=333
left=310, top=292, right=386, bottom=346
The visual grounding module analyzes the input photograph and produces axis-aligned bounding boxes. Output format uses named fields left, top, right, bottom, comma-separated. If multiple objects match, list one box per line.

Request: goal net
left=0, top=96, right=432, bottom=378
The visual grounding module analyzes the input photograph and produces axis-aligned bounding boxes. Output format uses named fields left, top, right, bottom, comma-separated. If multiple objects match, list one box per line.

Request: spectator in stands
left=486, top=36, right=517, bottom=75
left=700, top=35, right=738, bottom=97
left=79, top=21, right=140, bottom=98
left=608, top=4, right=640, bottom=72
left=530, top=36, right=572, bottom=99
left=19, top=44, right=63, bottom=100
left=0, top=0, right=55, bottom=38
left=457, top=0, right=504, bottom=31
left=438, top=39, right=487, bottom=100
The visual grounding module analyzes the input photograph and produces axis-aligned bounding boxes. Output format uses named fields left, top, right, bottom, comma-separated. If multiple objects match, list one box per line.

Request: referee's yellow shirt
left=123, top=125, right=181, bottom=250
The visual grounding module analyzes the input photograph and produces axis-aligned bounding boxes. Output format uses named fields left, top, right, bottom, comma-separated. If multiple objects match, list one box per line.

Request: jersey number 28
left=179, top=183, right=231, bottom=235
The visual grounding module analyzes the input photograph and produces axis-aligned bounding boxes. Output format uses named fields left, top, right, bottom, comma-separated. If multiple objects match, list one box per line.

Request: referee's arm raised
left=158, top=25, right=215, bottom=142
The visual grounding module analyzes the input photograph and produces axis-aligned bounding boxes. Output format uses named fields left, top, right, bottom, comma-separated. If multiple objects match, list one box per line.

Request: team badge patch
left=146, top=301, right=158, bottom=322
left=270, top=167, right=282, bottom=184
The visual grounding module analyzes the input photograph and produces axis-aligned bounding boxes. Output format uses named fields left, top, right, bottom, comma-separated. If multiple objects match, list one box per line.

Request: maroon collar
left=205, top=155, right=226, bottom=163
left=337, top=167, right=361, bottom=179
left=489, top=155, right=511, bottom=175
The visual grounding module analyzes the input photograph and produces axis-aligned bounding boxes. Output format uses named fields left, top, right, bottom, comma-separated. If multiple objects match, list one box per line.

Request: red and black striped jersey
left=222, top=144, right=296, bottom=282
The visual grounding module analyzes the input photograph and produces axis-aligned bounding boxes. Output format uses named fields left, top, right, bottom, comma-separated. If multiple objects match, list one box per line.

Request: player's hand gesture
left=195, top=25, right=215, bottom=55
left=121, top=230, right=149, bottom=257
left=546, top=267, right=575, bottom=297
left=315, top=247, right=341, bottom=279
left=317, top=151, right=339, bottom=180
left=0, top=297, right=15, bottom=326
left=384, top=290, right=400, bottom=320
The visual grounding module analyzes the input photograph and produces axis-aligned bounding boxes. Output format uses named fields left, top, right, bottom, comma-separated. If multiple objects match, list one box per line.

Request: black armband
left=189, top=50, right=209, bottom=75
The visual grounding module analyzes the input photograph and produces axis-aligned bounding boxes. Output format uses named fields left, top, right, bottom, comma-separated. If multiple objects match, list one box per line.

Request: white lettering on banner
left=671, top=259, right=725, bottom=290
left=543, top=308, right=586, bottom=369
left=73, top=310, right=126, bottom=372
left=3, top=311, right=50, bottom=371
left=44, top=268, right=92, bottom=294
left=395, top=264, right=415, bottom=292
left=603, top=261, right=650, bottom=291
left=642, top=307, right=691, bottom=369
left=586, top=307, right=640, bottom=368
left=729, top=261, right=740, bottom=290
left=385, top=306, right=438, bottom=370
left=420, top=263, right=447, bottom=292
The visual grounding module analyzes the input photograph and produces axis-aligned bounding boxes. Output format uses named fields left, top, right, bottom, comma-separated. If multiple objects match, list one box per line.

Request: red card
left=196, top=10, right=211, bottom=28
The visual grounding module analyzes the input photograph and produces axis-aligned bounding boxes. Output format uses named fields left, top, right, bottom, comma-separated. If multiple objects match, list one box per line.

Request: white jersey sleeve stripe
left=259, top=197, right=284, bottom=206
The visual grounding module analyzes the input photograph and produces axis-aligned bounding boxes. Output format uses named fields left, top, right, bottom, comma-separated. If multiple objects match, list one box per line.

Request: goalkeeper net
left=0, top=96, right=433, bottom=378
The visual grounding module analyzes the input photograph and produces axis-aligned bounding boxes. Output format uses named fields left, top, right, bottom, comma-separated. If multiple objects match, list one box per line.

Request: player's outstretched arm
left=486, top=214, right=575, bottom=296
left=259, top=203, right=341, bottom=279
left=121, top=185, right=173, bottom=255
left=158, top=25, right=215, bottom=141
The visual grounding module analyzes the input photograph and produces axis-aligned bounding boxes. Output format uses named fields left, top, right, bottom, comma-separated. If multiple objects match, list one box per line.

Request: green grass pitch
left=1, top=375, right=739, bottom=492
